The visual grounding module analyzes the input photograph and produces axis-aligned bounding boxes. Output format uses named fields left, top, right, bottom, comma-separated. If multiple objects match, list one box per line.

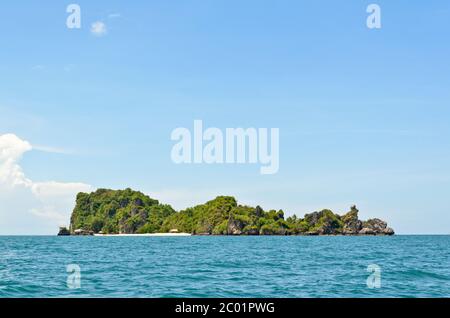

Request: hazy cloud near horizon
left=0, top=133, right=92, bottom=234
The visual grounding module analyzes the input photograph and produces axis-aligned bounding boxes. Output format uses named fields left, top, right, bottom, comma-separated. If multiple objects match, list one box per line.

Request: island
left=58, top=188, right=394, bottom=236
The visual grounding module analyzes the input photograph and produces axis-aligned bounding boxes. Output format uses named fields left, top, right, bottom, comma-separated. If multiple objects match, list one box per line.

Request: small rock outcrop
left=227, top=217, right=244, bottom=235
left=291, top=206, right=394, bottom=236
left=57, top=227, right=70, bottom=236
left=342, top=205, right=363, bottom=235
left=359, top=218, right=395, bottom=235
left=73, top=229, right=94, bottom=236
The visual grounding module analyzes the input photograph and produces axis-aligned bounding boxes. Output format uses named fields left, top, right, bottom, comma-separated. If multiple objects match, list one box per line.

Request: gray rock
left=73, top=228, right=94, bottom=236
left=359, top=227, right=376, bottom=235
left=57, top=227, right=70, bottom=236
left=383, top=227, right=395, bottom=235
left=358, top=218, right=394, bottom=235
left=342, top=206, right=363, bottom=235
left=227, top=218, right=244, bottom=235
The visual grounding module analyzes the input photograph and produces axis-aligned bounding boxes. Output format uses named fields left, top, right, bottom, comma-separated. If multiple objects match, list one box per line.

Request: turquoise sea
left=0, top=235, right=449, bottom=298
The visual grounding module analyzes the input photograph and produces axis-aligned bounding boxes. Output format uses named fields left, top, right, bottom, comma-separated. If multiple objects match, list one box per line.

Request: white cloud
left=33, top=144, right=74, bottom=155
left=90, top=21, right=107, bottom=37
left=0, top=134, right=92, bottom=234
left=0, top=133, right=32, bottom=187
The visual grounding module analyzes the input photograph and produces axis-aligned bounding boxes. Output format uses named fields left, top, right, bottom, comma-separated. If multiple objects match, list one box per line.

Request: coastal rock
left=304, top=209, right=343, bottom=235
left=304, top=211, right=324, bottom=227
left=118, top=208, right=148, bottom=234
left=358, top=227, right=376, bottom=235
left=259, top=225, right=287, bottom=235
left=342, top=206, right=363, bottom=235
left=244, top=226, right=259, bottom=235
left=358, top=218, right=395, bottom=235
left=227, top=217, right=244, bottom=235
left=383, top=227, right=395, bottom=235
left=57, top=227, right=70, bottom=236
left=363, top=218, right=387, bottom=231
left=73, top=229, right=94, bottom=236
left=69, top=188, right=169, bottom=235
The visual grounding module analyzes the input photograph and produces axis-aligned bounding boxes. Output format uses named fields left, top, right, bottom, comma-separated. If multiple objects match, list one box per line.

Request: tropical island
left=58, top=188, right=395, bottom=236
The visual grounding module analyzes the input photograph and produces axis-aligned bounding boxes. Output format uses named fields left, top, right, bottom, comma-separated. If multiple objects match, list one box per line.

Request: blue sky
left=1, top=1, right=450, bottom=234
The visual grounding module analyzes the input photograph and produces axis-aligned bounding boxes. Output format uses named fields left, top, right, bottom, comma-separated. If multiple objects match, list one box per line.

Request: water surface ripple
left=0, top=236, right=449, bottom=297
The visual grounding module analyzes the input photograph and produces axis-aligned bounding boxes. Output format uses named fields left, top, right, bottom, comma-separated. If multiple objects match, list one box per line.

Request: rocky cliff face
left=69, top=188, right=176, bottom=235
left=296, top=205, right=394, bottom=236
left=360, top=218, right=395, bottom=235
left=342, top=207, right=363, bottom=235
left=67, top=189, right=395, bottom=236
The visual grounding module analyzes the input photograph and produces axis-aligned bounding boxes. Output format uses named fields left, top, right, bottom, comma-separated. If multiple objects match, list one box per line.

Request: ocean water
left=0, top=235, right=449, bottom=298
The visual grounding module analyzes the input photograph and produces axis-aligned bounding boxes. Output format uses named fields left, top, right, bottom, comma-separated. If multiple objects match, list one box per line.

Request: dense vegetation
left=68, top=188, right=394, bottom=235
left=70, top=188, right=175, bottom=234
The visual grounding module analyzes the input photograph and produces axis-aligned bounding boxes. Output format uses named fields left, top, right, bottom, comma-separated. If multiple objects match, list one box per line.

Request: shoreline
left=93, top=233, right=192, bottom=237
left=86, top=233, right=395, bottom=237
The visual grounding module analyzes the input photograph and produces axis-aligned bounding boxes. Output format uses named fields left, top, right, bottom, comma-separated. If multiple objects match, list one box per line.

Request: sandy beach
left=93, top=233, right=192, bottom=237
